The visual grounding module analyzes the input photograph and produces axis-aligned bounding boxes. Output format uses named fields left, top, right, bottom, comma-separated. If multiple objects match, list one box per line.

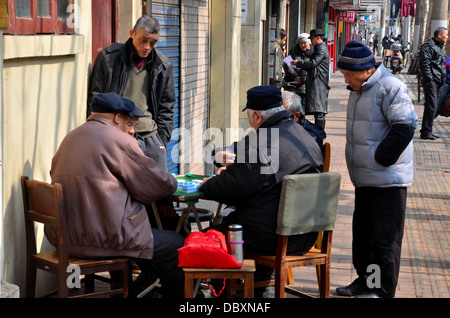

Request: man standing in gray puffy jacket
left=336, top=41, right=418, bottom=298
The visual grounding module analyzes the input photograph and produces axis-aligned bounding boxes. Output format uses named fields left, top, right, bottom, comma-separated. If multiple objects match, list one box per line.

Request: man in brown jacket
left=47, top=93, right=184, bottom=298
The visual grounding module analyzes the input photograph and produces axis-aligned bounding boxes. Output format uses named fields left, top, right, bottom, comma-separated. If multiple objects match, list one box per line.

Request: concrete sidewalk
left=288, top=67, right=449, bottom=298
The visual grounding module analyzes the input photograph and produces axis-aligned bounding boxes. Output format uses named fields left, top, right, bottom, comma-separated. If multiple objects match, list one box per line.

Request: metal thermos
left=227, top=224, right=244, bottom=263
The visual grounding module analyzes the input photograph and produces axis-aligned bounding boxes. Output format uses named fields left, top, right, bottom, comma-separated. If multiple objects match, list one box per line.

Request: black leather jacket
left=419, top=37, right=446, bottom=86
left=87, top=38, right=176, bottom=146
left=200, top=111, right=323, bottom=255
left=296, top=42, right=330, bottom=114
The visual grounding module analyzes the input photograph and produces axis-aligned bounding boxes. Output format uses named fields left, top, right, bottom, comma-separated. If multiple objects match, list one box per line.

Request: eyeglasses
left=124, top=120, right=139, bottom=131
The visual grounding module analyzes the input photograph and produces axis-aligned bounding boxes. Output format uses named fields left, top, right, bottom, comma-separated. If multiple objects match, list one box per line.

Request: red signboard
left=338, top=11, right=355, bottom=23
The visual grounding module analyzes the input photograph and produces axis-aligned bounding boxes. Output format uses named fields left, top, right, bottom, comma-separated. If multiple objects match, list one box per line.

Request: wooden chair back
left=246, top=172, right=341, bottom=298
left=323, top=142, right=331, bottom=172
left=21, top=176, right=129, bottom=298
left=21, top=176, right=70, bottom=292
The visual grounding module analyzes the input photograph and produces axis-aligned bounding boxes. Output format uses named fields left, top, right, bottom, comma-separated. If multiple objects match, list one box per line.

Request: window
left=7, top=0, right=74, bottom=34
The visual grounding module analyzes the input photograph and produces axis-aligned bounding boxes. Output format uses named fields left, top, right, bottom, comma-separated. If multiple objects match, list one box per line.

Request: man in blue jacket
left=336, top=41, right=418, bottom=298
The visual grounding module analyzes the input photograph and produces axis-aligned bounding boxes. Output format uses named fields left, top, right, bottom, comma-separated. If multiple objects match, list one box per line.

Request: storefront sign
left=338, top=11, right=355, bottom=23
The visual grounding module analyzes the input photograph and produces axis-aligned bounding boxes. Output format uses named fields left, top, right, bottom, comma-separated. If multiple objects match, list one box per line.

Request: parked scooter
left=390, top=41, right=404, bottom=74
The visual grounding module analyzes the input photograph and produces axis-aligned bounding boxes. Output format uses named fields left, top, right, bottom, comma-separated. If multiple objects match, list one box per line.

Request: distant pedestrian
left=373, top=33, right=379, bottom=56
left=437, top=56, right=450, bottom=116
left=291, top=29, right=330, bottom=129
left=284, top=33, right=314, bottom=125
left=336, top=41, right=418, bottom=298
left=271, top=29, right=287, bottom=88
left=419, top=27, right=448, bottom=140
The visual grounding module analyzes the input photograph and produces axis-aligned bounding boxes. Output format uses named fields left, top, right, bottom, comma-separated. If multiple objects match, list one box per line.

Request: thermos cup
left=227, top=224, right=244, bottom=263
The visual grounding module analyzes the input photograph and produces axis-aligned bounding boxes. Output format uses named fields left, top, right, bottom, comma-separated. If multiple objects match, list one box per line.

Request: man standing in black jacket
left=419, top=27, right=448, bottom=140
left=200, top=86, right=324, bottom=295
left=87, top=16, right=180, bottom=276
left=88, top=15, right=176, bottom=170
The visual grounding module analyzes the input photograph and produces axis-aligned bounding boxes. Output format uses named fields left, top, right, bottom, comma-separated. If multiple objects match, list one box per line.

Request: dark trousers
left=133, top=229, right=185, bottom=298
left=352, top=186, right=407, bottom=298
left=421, top=81, right=444, bottom=135
left=142, top=134, right=168, bottom=172
left=313, top=112, right=326, bottom=129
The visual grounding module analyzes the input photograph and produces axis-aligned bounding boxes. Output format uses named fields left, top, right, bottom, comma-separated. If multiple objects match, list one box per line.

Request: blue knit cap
left=337, top=40, right=375, bottom=71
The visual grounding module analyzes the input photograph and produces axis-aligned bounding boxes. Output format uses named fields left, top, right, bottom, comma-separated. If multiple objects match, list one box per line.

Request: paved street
left=69, top=62, right=449, bottom=300
left=178, top=61, right=450, bottom=299
left=287, top=64, right=450, bottom=298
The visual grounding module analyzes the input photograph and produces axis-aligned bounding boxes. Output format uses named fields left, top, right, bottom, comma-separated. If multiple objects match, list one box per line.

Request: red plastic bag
left=178, top=230, right=242, bottom=268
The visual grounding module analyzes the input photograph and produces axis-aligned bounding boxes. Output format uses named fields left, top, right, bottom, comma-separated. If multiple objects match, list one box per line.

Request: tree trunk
left=418, top=0, right=429, bottom=47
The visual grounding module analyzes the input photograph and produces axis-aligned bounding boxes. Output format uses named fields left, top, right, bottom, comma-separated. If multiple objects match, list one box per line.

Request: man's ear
left=130, top=29, right=135, bottom=38
left=114, top=113, right=121, bottom=125
left=254, top=110, right=264, bottom=126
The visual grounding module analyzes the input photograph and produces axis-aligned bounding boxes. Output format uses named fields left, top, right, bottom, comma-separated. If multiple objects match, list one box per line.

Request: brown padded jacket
left=45, top=115, right=177, bottom=259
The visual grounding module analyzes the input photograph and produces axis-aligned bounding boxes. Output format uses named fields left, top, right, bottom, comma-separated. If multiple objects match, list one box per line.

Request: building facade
left=1, top=0, right=326, bottom=296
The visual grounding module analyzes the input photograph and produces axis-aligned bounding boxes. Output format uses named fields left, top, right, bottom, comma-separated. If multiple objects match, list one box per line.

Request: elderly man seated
left=200, top=86, right=324, bottom=297
left=45, top=93, right=185, bottom=298
left=282, top=90, right=327, bottom=151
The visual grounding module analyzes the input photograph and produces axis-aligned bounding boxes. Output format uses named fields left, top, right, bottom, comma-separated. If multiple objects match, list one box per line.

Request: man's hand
left=216, top=167, right=227, bottom=175
left=215, top=150, right=236, bottom=166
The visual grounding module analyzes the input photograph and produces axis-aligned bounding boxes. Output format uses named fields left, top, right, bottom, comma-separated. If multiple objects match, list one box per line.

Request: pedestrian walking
left=336, top=41, right=418, bottom=298
left=373, top=33, right=379, bottom=56
left=419, top=27, right=448, bottom=140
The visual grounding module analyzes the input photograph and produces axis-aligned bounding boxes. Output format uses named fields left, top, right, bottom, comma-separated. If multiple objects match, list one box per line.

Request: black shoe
left=420, top=133, right=436, bottom=140
left=336, top=278, right=370, bottom=297
left=431, top=133, right=440, bottom=139
left=355, top=291, right=381, bottom=298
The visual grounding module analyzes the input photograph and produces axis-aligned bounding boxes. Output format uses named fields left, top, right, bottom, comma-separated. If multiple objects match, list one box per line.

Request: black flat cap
left=309, top=29, right=325, bottom=38
left=242, top=85, right=283, bottom=112
left=92, top=93, right=145, bottom=118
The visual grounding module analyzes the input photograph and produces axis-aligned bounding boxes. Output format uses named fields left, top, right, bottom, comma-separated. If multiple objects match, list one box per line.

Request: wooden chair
left=323, top=142, right=331, bottom=173
left=245, top=172, right=341, bottom=298
left=283, top=141, right=331, bottom=285
left=21, top=176, right=129, bottom=298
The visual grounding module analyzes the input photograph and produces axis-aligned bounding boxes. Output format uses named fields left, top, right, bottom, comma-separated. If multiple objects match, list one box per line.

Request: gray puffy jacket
left=345, top=64, right=418, bottom=188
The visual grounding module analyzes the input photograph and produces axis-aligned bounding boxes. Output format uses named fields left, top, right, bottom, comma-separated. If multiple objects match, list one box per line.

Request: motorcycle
left=390, top=42, right=404, bottom=74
